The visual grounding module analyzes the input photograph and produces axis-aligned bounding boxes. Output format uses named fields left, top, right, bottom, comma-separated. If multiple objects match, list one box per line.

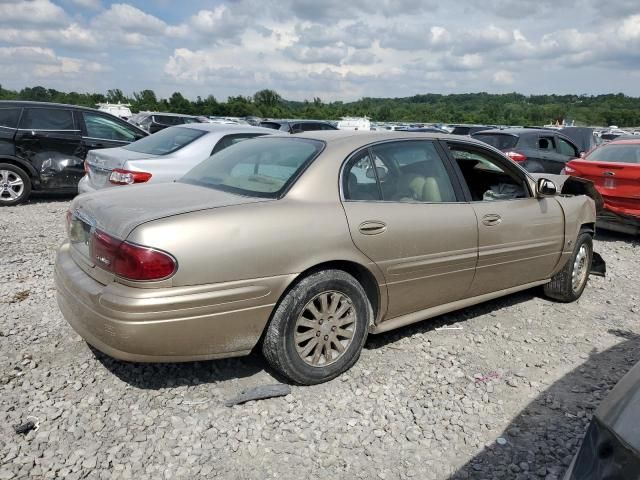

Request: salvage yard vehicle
left=473, top=128, right=582, bottom=174
left=563, top=359, right=640, bottom=479
left=78, top=124, right=274, bottom=193
left=128, top=112, right=208, bottom=134
left=55, top=131, right=604, bottom=385
left=0, top=101, right=147, bottom=205
left=259, top=119, right=338, bottom=133
left=564, top=138, right=640, bottom=235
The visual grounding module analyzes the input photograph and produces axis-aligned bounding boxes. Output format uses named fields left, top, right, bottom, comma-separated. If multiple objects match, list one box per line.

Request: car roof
left=474, top=128, right=564, bottom=136
left=172, top=124, right=276, bottom=134
left=0, top=100, right=101, bottom=112
left=283, top=129, right=490, bottom=149
left=607, top=138, right=640, bottom=145
left=260, top=119, right=332, bottom=124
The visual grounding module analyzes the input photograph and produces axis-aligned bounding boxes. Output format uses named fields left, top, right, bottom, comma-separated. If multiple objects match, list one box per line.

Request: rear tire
left=0, top=163, right=31, bottom=206
left=544, top=232, right=593, bottom=302
left=262, top=270, right=371, bottom=385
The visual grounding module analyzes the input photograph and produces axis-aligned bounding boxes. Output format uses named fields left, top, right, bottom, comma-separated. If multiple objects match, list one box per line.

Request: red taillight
left=505, top=151, right=527, bottom=162
left=563, top=164, right=577, bottom=174
left=90, top=229, right=176, bottom=281
left=109, top=169, right=152, bottom=185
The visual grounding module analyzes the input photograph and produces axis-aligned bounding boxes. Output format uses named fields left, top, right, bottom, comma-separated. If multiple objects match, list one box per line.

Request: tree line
left=1, top=85, right=639, bottom=127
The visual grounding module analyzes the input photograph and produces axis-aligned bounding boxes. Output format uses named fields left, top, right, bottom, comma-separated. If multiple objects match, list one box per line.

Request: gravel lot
left=1, top=196, right=639, bottom=480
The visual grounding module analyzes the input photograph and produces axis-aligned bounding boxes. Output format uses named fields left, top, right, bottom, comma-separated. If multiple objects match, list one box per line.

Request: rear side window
left=211, top=133, right=266, bottom=155
left=124, top=126, right=206, bottom=155
left=538, top=136, right=556, bottom=150
left=259, top=122, right=283, bottom=130
left=19, top=108, right=74, bottom=130
left=473, top=134, right=518, bottom=150
left=0, top=108, right=21, bottom=129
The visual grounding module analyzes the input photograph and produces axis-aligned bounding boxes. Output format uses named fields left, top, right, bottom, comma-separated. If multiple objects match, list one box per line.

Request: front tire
left=262, top=270, right=371, bottom=385
left=0, top=164, right=31, bottom=206
left=544, top=232, right=593, bottom=302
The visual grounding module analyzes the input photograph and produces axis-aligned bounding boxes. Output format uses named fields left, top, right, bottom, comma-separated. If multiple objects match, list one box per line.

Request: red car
left=565, top=139, right=640, bottom=234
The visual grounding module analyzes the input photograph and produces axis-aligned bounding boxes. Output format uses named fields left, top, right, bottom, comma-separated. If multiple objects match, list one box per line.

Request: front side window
left=83, top=112, right=139, bottom=142
left=124, top=126, right=206, bottom=155
left=181, top=137, right=323, bottom=198
left=449, top=145, right=530, bottom=201
left=343, top=141, right=457, bottom=203
left=19, top=108, right=74, bottom=130
left=557, top=137, right=578, bottom=157
left=0, top=108, right=21, bottom=129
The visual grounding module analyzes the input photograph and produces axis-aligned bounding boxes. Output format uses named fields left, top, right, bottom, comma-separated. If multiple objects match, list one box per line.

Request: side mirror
left=537, top=178, right=557, bottom=197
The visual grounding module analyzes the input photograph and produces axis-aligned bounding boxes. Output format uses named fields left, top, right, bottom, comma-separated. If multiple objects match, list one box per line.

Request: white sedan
left=78, top=124, right=274, bottom=193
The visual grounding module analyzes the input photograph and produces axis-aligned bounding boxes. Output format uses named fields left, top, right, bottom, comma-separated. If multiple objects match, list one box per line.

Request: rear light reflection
left=505, top=151, right=527, bottom=162
left=109, top=169, right=152, bottom=185
left=564, top=165, right=577, bottom=174
left=88, top=228, right=176, bottom=281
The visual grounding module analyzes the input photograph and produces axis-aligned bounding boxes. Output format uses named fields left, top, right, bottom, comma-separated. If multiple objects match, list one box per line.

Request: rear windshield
left=181, top=137, right=324, bottom=198
left=473, top=134, right=519, bottom=150
left=123, top=126, right=206, bottom=155
left=259, top=122, right=284, bottom=130
left=585, top=144, right=640, bottom=164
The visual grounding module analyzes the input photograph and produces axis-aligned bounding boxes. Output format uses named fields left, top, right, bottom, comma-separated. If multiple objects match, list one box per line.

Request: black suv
left=128, top=112, right=208, bottom=134
left=0, top=101, right=147, bottom=205
left=472, top=128, right=581, bottom=174
left=258, top=119, right=338, bottom=133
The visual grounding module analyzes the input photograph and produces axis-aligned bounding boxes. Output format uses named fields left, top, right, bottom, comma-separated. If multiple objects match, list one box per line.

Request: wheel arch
left=0, top=156, right=38, bottom=182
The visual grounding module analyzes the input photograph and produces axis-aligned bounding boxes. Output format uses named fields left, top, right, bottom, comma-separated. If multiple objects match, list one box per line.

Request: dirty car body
left=55, top=131, right=604, bottom=384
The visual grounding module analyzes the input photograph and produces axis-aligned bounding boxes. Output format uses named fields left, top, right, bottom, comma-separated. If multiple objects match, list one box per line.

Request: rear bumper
left=597, top=209, right=640, bottom=235
left=55, top=242, right=291, bottom=362
left=77, top=176, right=97, bottom=195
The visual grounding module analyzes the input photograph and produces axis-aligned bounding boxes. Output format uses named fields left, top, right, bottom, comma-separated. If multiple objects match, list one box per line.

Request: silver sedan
left=78, top=124, right=274, bottom=193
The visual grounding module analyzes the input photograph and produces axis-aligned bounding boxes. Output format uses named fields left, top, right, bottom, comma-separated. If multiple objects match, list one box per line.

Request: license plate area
left=603, top=178, right=616, bottom=189
left=69, top=214, right=94, bottom=260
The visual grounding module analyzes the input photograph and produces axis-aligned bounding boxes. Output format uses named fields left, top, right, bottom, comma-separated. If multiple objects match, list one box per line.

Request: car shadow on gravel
left=449, top=329, right=640, bottom=479
left=23, top=192, right=76, bottom=205
left=92, top=347, right=270, bottom=390
left=595, top=228, right=640, bottom=246
left=365, top=290, right=537, bottom=350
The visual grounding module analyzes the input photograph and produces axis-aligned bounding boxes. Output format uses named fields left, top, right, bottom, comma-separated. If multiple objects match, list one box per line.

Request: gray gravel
left=1, top=197, right=639, bottom=480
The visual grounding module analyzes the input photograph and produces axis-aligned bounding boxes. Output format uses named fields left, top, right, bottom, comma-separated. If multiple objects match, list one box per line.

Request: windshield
left=180, top=137, right=324, bottom=198
left=586, top=143, right=640, bottom=164
left=473, top=134, right=518, bottom=150
left=123, top=126, right=206, bottom=155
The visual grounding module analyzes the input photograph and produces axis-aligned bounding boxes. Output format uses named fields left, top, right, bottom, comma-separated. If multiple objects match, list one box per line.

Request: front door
left=341, top=140, right=478, bottom=319
left=15, top=107, right=83, bottom=191
left=445, top=142, right=564, bottom=296
left=78, top=111, right=146, bottom=158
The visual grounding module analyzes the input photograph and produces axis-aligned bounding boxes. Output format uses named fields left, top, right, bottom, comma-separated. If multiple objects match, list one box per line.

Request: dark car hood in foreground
left=72, top=182, right=268, bottom=239
left=595, top=360, right=640, bottom=453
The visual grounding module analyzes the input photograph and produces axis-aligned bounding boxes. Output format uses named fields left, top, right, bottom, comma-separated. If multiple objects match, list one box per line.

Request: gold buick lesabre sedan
left=55, top=131, right=603, bottom=384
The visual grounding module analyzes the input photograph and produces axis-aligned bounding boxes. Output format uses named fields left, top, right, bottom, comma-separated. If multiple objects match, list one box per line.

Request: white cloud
left=0, top=0, right=68, bottom=25
left=68, top=0, right=101, bottom=9
left=492, top=70, right=514, bottom=85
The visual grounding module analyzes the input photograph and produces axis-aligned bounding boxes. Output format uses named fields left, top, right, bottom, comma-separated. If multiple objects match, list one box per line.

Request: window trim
left=340, top=138, right=466, bottom=204
left=17, top=107, right=78, bottom=132
left=442, top=139, right=535, bottom=202
left=555, top=135, right=579, bottom=157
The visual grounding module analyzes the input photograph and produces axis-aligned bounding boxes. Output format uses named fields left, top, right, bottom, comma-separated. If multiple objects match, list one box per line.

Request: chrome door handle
left=482, top=214, right=502, bottom=226
left=358, top=221, right=386, bottom=235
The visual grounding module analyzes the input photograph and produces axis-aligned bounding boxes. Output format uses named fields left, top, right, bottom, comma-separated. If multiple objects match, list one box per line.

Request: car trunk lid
left=85, top=148, right=158, bottom=189
left=68, top=182, right=270, bottom=269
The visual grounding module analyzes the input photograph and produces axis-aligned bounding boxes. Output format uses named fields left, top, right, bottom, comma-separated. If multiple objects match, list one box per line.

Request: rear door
left=14, top=107, right=84, bottom=190
left=555, top=135, right=580, bottom=168
left=445, top=141, right=564, bottom=295
left=341, top=139, right=478, bottom=320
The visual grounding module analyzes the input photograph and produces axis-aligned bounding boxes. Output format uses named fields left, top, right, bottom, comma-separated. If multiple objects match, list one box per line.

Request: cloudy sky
left=1, top=0, right=639, bottom=101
